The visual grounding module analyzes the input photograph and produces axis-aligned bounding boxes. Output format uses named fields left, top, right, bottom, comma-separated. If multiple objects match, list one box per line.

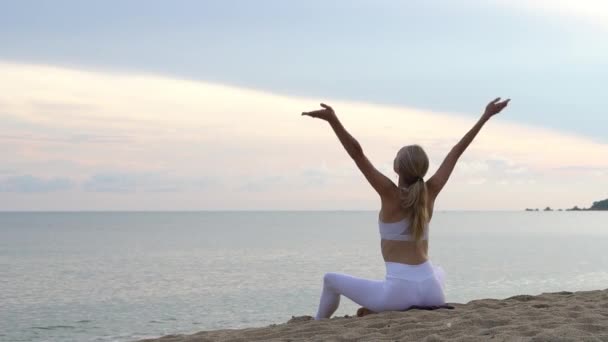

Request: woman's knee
left=322, top=272, right=341, bottom=289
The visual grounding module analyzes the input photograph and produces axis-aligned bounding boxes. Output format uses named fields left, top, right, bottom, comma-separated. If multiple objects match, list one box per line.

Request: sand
left=139, top=289, right=608, bottom=342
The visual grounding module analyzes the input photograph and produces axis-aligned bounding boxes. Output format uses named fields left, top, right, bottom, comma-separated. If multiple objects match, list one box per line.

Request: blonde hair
left=394, top=145, right=429, bottom=241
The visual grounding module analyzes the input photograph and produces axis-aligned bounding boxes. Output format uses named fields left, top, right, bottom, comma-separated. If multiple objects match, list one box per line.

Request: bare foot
left=356, top=307, right=376, bottom=317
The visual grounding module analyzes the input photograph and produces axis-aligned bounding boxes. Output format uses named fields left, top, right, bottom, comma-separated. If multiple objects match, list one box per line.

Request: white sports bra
left=378, top=217, right=428, bottom=241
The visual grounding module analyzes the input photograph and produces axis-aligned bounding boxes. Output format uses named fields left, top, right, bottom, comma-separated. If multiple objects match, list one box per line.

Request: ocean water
left=1, top=211, right=607, bottom=342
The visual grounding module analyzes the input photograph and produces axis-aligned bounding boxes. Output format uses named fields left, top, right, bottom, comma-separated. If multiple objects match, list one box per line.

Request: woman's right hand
left=482, top=97, right=510, bottom=120
left=302, top=103, right=337, bottom=122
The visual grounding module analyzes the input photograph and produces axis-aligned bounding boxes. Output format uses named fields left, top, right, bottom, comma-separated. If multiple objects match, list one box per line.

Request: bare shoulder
left=379, top=186, right=404, bottom=220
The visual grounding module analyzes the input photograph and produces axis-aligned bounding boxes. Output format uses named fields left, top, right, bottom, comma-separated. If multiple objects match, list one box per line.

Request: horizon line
left=0, top=209, right=602, bottom=213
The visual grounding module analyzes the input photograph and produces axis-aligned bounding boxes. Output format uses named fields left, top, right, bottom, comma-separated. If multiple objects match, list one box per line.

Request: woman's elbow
left=350, top=143, right=364, bottom=159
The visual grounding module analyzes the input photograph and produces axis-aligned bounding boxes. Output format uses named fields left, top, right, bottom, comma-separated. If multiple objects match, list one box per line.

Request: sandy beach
left=139, top=289, right=608, bottom=342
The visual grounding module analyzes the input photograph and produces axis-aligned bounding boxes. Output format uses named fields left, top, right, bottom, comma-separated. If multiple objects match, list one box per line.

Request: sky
left=0, top=0, right=607, bottom=210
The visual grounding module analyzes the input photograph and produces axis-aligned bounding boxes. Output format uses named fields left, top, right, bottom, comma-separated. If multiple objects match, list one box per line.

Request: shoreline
left=138, top=289, right=608, bottom=342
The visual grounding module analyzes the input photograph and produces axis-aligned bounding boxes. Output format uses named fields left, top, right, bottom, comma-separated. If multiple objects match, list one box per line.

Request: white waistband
left=385, top=261, right=437, bottom=281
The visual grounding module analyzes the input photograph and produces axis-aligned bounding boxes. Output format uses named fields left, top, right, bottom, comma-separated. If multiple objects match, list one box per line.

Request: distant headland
left=525, top=198, right=608, bottom=212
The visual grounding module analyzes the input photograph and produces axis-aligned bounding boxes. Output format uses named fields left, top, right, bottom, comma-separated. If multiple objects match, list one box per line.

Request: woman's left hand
left=302, top=103, right=337, bottom=122
left=482, top=97, right=510, bottom=120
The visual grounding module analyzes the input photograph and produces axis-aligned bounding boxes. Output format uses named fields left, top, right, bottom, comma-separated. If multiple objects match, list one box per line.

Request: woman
left=302, top=98, right=510, bottom=319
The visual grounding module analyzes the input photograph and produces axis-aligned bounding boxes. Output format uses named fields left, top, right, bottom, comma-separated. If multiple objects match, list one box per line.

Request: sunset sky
left=0, top=1, right=606, bottom=210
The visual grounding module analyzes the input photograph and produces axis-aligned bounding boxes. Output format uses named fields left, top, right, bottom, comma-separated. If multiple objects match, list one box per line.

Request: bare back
left=379, top=183, right=435, bottom=265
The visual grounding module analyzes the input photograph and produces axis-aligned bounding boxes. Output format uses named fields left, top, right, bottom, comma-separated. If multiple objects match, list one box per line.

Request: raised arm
left=302, top=103, right=395, bottom=198
left=427, top=97, right=510, bottom=201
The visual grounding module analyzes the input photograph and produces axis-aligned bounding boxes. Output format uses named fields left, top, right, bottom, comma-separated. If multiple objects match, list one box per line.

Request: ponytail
left=398, top=179, right=429, bottom=241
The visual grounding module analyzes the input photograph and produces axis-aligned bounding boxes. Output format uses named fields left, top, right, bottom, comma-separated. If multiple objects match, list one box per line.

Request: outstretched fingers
left=483, top=97, right=511, bottom=117
left=320, top=103, right=333, bottom=111
left=498, top=98, right=511, bottom=108
left=302, top=103, right=335, bottom=119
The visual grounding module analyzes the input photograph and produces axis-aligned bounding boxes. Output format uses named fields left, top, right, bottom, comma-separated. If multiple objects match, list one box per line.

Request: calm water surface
left=1, top=211, right=607, bottom=342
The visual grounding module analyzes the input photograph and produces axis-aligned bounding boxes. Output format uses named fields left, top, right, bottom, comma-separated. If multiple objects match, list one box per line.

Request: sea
left=1, top=211, right=607, bottom=342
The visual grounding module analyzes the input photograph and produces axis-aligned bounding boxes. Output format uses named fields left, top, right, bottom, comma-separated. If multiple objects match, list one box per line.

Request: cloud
left=493, top=0, right=608, bottom=29
left=554, top=166, right=608, bottom=172
left=82, top=173, right=213, bottom=193
left=0, top=133, right=131, bottom=144
left=300, top=169, right=328, bottom=187
left=552, top=166, right=608, bottom=177
left=467, top=178, right=487, bottom=186
left=82, top=173, right=138, bottom=193
left=238, top=176, right=285, bottom=193
left=456, top=160, right=490, bottom=174
left=0, top=61, right=607, bottom=209
left=0, top=175, right=73, bottom=193
left=450, top=158, right=537, bottom=188
left=238, top=166, right=358, bottom=192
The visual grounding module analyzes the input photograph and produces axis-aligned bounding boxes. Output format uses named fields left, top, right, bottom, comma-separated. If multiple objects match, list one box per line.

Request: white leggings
left=315, top=261, right=445, bottom=319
